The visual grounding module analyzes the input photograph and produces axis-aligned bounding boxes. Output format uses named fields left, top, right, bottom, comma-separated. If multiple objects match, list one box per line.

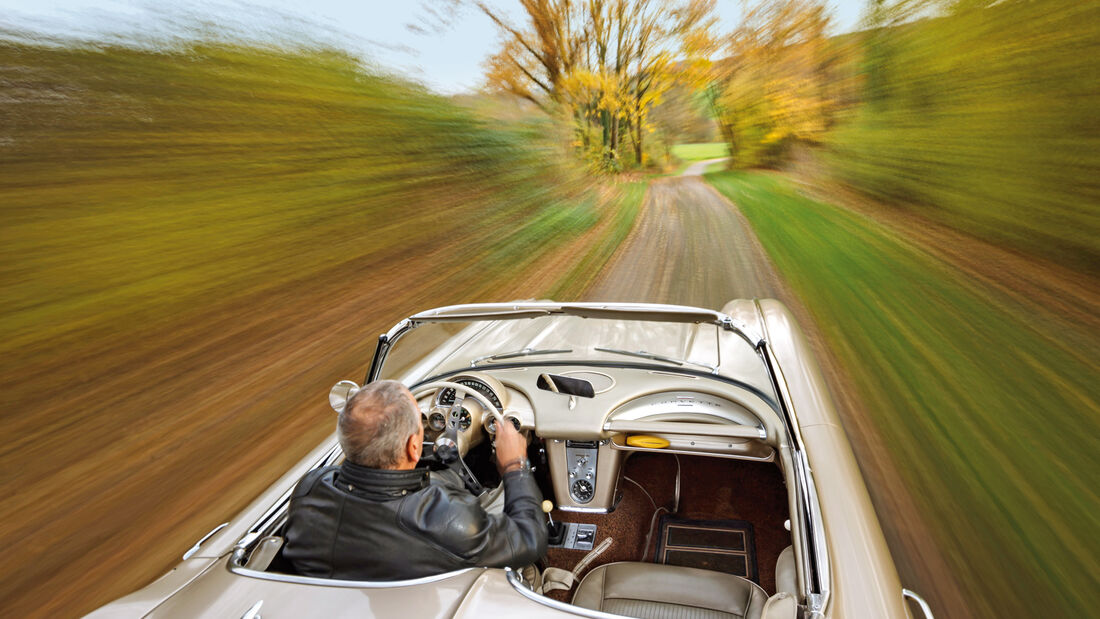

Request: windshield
left=377, top=308, right=776, bottom=403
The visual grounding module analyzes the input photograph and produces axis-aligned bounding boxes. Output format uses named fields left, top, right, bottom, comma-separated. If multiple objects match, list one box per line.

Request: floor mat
left=655, top=516, right=758, bottom=582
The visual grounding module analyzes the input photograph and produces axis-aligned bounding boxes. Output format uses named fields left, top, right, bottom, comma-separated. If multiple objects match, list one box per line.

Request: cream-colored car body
left=89, top=301, right=928, bottom=619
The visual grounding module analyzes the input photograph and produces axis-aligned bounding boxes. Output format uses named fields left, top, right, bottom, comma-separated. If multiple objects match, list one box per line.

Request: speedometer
left=438, top=377, right=503, bottom=411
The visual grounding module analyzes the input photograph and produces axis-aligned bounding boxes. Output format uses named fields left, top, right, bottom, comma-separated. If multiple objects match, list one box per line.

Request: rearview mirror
left=537, top=373, right=595, bottom=398
left=329, top=380, right=360, bottom=413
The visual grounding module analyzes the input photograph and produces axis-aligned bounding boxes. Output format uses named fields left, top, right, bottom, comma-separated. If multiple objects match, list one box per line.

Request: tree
left=479, top=0, right=716, bottom=170
left=713, top=0, right=837, bottom=167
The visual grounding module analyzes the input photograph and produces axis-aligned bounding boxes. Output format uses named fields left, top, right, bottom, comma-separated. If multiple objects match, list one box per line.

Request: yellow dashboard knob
left=626, top=435, right=670, bottom=449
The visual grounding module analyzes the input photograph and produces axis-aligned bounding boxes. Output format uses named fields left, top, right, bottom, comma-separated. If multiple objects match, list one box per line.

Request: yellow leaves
left=480, top=0, right=720, bottom=168
left=714, top=0, right=837, bottom=166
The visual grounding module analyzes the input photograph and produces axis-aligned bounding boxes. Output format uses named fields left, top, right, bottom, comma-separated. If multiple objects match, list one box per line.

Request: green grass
left=705, top=170, right=1099, bottom=619
left=670, top=142, right=729, bottom=161
left=546, top=180, right=648, bottom=299
left=827, top=0, right=1099, bottom=268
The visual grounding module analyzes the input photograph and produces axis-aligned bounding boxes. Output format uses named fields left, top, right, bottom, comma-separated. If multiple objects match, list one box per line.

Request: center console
left=546, top=438, right=622, bottom=512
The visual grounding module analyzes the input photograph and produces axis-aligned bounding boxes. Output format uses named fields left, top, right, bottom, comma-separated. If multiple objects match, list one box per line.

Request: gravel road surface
left=583, top=166, right=790, bottom=309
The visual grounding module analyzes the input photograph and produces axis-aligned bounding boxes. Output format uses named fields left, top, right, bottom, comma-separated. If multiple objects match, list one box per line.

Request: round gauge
left=438, top=378, right=503, bottom=412
left=571, top=479, right=594, bottom=503
left=428, top=412, right=446, bottom=432
left=457, top=409, right=472, bottom=431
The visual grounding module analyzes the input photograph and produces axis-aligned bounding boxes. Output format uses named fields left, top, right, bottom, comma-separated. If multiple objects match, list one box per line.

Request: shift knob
left=541, top=500, right=554, bottom=514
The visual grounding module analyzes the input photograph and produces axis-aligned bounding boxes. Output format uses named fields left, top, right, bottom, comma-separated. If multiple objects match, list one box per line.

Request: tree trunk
left=610, top=115, right=620, bottom=155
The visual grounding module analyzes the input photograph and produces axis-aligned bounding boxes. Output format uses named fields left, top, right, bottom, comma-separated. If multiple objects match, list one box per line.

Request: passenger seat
left=573, top=562, right=774, bottom=619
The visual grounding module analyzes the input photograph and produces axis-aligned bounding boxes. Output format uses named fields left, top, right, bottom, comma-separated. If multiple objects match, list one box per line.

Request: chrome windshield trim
left=405, top=302, right=764, bottom=347
left=228, top=560, right=479, bottom=589
left=504, top=568, right=628, bottom=618
left=903, top=589, right=936, bottom=619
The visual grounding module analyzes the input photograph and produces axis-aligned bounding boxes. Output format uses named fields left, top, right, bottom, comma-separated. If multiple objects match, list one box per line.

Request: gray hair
left=338, top=380, right=419, bottom=468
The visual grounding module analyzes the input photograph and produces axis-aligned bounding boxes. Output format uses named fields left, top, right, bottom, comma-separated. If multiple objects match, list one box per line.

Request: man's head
left=338, top=380, right=423, bottom=469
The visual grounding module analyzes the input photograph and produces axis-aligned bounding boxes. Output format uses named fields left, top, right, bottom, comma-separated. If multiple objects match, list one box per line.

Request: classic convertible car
left=90, top=301, right=934, bottom=619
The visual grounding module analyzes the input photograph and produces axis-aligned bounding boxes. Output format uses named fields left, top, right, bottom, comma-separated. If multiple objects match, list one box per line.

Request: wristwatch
left=500, top=457, right=531, bottom=474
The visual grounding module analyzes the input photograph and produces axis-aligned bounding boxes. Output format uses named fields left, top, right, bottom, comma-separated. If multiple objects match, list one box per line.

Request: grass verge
left=671, top=142, right=729, bottom=162
left=705, top=170, right=1099, bottom=618
left=545, top=181, right=648, bottom=299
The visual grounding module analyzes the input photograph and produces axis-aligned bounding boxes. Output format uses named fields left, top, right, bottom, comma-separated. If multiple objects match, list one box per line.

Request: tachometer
left=438, top=377, right=503, bottom=412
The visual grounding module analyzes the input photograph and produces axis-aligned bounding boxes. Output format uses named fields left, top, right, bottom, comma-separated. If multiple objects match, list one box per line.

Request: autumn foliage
left=706, top=0, right=849, bottom=168
left=479, top=0, right=716, bottom=171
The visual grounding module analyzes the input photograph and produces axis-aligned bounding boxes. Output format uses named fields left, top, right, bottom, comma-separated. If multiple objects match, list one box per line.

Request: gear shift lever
left=542, top=500, right=566, bottom=545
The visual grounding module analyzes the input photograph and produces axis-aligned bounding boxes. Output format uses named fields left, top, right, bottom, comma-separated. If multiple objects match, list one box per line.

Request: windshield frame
left=366, top=302, right=765, bottom=383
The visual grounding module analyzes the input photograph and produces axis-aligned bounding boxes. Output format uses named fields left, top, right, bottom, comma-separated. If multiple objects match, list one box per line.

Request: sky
left=0, top=1, right=868, bottom=94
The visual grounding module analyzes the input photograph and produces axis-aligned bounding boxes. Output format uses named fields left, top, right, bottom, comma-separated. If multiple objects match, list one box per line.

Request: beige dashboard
left=416, top=366, right=779, bottom=513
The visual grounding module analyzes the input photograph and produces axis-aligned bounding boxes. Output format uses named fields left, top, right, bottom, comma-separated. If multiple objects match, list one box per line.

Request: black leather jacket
left=283, top=460, right=547, bottom=581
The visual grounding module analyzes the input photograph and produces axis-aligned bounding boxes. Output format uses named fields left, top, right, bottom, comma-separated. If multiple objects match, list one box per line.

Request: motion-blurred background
left=1, top=1, right=1096, bottom=617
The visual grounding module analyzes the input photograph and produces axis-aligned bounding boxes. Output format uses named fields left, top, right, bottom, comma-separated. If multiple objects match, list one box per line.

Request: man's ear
left=405, top=432, right=420, bottom=465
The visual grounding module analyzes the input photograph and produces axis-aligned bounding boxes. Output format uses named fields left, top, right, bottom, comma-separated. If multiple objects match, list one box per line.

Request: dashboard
left=415, top=366, right=775, bottom=513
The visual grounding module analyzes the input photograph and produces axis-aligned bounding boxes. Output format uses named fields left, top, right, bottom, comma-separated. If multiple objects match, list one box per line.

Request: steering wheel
left=412, top=381, right=505, bottom=495
left=412, top=380, right=504, bottom=426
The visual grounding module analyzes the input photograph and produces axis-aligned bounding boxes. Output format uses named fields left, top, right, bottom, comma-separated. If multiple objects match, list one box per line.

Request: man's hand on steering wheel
left=494, top=420, right=527, bottom=475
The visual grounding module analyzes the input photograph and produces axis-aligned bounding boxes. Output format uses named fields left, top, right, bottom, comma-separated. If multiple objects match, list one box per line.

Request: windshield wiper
left=594, top=347, right=717, bottom=373
left=471, top=348, right=573, bottom=366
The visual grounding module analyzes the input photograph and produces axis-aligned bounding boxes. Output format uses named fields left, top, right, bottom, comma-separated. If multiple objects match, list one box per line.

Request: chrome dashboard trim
left=557, top=505, right=611, bottom=514
left=606, top=440, right=775, bottom=462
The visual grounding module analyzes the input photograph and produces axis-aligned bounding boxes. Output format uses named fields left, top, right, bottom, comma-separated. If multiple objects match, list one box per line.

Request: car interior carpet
left=539, top=454, right=789, bottom=601
left=654, top=516, right=758, bottom=582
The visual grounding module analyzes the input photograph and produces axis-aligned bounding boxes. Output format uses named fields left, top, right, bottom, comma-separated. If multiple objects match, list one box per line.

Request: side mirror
left=329, top=380, right=360, bottom=414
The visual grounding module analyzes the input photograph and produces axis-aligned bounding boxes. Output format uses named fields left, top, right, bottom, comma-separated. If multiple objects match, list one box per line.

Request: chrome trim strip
left=602, top=419, right=765, bottom=440
left=558, top=505, right=610, bottom=514
left=240, top=600, right=263, bottom=619
left=228, top=561, right=478, bottom=589
left=606, top=441, right=775, bottom=462
left=758, top=338, right=831, bottom=616
left=903, top=589, right=935, bottom=619
left=504, top=568, right=627, bottom=618
left=183, top=522, right=228, bottom=560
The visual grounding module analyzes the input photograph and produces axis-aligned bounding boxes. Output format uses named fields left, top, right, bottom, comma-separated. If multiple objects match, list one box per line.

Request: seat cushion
left=573, top=562, right=768, bottom=619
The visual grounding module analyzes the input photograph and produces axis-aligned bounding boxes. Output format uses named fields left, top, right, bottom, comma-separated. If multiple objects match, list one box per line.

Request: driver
left=283, top=380, right=547, bottom=580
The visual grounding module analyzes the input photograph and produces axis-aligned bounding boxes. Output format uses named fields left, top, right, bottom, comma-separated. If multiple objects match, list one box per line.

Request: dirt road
left=584, top=170, right=790, bottom=307
left=582, top=168, right=972, bottom=618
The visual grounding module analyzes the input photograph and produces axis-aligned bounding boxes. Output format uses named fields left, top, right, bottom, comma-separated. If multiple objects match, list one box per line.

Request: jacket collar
left=336, top=460, right=430, bottom=498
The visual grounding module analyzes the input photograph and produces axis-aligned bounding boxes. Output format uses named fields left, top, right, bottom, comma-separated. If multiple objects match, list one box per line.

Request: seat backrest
left=760, top=592, right=798, bottom=619
left=775, top=545, right=797, bottom=595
